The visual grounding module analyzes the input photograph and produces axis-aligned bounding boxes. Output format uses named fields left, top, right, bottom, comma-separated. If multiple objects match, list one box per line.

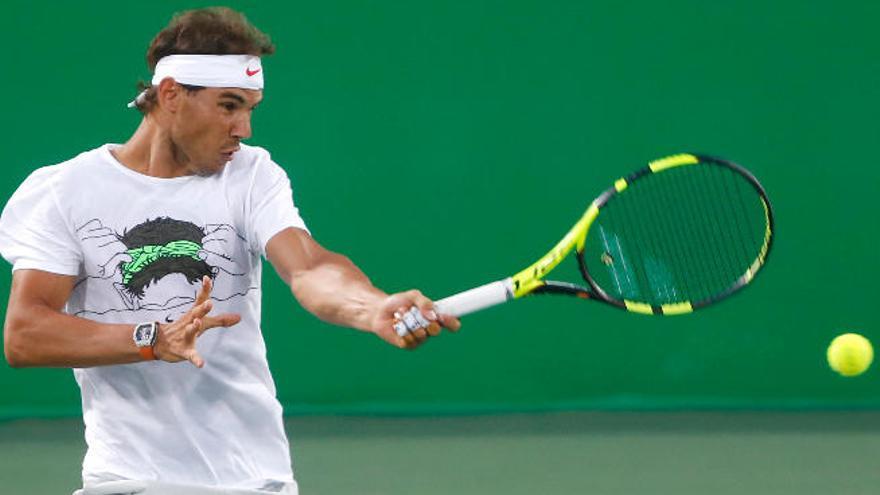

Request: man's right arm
left=3, top=270, right=240, bottom=368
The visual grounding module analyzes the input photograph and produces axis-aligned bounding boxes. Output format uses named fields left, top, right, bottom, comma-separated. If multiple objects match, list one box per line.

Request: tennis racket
left=432, top=153, right=774, bottom=320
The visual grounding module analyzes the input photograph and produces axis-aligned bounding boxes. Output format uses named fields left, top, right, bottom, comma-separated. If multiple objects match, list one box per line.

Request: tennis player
left=0, top=7, right=459, bottom=495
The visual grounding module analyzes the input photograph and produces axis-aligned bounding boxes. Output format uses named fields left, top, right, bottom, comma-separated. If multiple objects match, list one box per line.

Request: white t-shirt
left=0, top=144, right=308, bottom=490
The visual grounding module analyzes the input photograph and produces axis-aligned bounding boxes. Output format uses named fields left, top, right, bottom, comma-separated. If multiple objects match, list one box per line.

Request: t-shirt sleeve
left=248, top=153, right=310, bottom=256
left=0, top=167, right=82, bottom=275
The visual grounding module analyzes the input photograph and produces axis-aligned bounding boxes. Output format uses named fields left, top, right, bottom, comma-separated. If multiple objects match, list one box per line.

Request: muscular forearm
left=267, top=229, right=460, bottom=349
left=4, top=304, right=141, bottom=368
left=288, top=253, right=386, bottom=331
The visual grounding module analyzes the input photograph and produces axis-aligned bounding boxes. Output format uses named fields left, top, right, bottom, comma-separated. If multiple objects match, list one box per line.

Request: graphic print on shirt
left=72, top=217, right=257, bottom=321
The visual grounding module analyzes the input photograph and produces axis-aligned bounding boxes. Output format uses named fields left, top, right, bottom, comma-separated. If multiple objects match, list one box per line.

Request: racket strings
left=727, top=168, right=761, bottom=278
left=612, top=182, right=652, bottom=300
left=586, top=161, right=768, bottom=306
left=661, top=169, right=707, bottom=300
left=596, top=223, right=633, bottom=297
left=660, top=166, right=718, bottom=302
left=700, top=164, right=742, bottom=289
left=730, top=170, right=761, bottom=274
left=715, top=165, right=766, bottom=282
left=687, top=163, right=764, bottom=302
left=644, top=170, right=688, bottom=302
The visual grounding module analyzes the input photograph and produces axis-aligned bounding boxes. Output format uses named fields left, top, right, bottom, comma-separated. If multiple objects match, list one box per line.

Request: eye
left=220, top=102, right=237, bottom=112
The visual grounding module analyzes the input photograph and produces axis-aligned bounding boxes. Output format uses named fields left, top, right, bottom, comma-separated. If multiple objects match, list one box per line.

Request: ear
left=156, top=77, right=182, bottom=113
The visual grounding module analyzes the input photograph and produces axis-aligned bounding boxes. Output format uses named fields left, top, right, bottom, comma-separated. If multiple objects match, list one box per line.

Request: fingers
left=178, top=312, right=238, bottom=366
left=405, top=290, right=438, bottom=323
left=410, top=326, right=429, bottom=343
left=438, top=314, right=461, bottom=332
left=185, top=317, right=203, bottom=339
left=204, top=313, right=243, bottom=328
left=425, top=321, right=442, bottom=337
left=188, top=349, right=205, bottom=368
left=199, top=313, right=242, bottom=336
left=194, top=276, right=213, bottom=306
left=154, top=318, right=205, bottom=367
left=391, top=291, right=461, bottom=349
left=191, top=300, right=213, bottom=320
left=393, top=306, right=431, bottom=338
left=399, top=332, right=416, bottom=349
left=187, top=309, right=242, bottom=349
left=408, top=288, right=461, bottom=332
left=154, top=290, right=241, bottom=366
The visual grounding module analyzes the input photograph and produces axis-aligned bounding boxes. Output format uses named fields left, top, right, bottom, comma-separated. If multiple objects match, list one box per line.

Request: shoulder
left=221, top=144, right=290, bottom=184
left=233, top=143, right=272, bottom=163
left=12, top=145, right=109, bottom=197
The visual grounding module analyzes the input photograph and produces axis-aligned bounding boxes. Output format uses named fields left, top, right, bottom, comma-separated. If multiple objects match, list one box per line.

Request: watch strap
left=139, top=345, right=157, bottom=361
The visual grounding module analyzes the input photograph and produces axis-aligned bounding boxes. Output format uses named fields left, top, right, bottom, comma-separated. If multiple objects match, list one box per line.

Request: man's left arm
left=265, top=227, right=460, bottom=349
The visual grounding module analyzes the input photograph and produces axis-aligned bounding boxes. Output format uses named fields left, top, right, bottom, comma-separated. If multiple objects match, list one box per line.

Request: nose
left=231, top=113, right=252, bottom=140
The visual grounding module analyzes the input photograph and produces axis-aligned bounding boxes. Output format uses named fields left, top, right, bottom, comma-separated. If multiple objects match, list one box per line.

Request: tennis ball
left=827, top=333, right=873, bottom=377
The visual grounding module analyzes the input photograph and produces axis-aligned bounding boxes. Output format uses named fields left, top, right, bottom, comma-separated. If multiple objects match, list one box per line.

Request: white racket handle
left=434, top=278, right=514, bottom=318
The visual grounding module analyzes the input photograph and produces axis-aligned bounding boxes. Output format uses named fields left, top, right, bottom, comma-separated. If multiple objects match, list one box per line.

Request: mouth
left=220, top=146, right=241, bottom=161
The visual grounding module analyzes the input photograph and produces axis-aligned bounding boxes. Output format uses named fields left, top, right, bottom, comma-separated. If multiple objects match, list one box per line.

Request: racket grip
left=434, top=279, right=513, bottom=318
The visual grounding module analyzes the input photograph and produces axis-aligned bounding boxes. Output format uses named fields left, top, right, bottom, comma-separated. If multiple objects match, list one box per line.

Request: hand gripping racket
left=433, top=153, right=774, bottom=319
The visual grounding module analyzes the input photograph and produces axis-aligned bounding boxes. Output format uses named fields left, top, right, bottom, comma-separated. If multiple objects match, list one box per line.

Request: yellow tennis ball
left=827, top=333, right=873, bottom=377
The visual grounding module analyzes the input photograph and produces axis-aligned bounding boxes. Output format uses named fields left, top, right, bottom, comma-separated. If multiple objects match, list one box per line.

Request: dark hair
left=118, top=217, right=214, bottom=299
left=133, top=7, right=275, bottom=114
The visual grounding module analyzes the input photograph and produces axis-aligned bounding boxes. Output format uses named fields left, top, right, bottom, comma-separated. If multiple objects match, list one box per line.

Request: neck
left=113, top=117, right=192, bottom=178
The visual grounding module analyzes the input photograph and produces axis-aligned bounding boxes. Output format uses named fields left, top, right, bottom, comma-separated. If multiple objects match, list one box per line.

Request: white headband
left=128, top=54, right=265, bottom=108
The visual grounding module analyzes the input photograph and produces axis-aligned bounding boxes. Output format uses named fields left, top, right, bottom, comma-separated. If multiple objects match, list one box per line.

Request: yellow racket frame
left=508, top=153, right=773, bottom=315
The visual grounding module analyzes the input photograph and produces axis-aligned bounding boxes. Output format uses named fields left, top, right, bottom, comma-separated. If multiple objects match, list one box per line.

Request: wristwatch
left=133, top=321, right=159, bottom=361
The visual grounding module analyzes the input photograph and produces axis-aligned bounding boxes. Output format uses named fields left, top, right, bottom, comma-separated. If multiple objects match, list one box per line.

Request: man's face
left=170, top=86, right=263, bottom=175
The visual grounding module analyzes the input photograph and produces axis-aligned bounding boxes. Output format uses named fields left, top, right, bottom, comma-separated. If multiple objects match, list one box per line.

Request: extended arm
left=265, top=227, right=460, bottom=348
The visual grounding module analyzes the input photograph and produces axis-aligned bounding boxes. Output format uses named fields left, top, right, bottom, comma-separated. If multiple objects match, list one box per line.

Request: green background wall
left=0, top=1, right=877, bottom=417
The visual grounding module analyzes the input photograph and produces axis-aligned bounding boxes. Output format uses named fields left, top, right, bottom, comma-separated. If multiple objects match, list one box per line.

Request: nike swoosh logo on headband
left=246, top=67, right=261, bottom=76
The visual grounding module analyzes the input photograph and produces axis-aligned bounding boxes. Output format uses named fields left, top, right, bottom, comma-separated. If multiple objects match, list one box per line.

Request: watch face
left=134, top=323, right=156, bottom=346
